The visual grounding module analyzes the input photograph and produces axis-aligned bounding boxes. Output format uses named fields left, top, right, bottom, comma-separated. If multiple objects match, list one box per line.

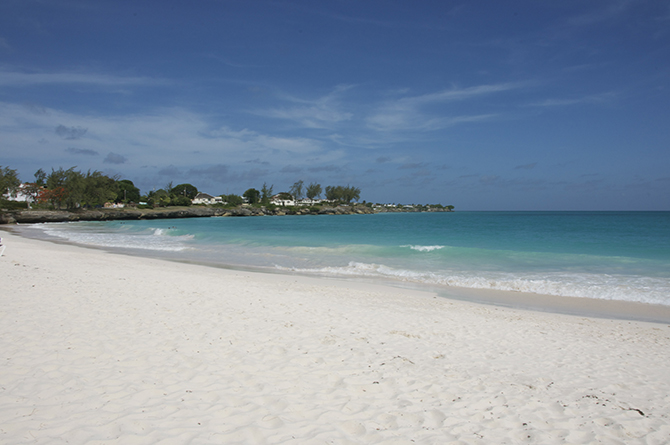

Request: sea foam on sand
left=1, top=231, right=669, bottom=444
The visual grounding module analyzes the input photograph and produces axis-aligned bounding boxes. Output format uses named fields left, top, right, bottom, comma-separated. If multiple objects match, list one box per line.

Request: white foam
left=277, top=261, right=670, bottom=306
left=402, top=245, right=446, bottom=252
left=37, top=224, right=192, bottom=252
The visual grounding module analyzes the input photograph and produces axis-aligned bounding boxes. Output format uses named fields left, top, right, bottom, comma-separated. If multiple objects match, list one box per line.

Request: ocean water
left=22, top=211, right=670, bottom=306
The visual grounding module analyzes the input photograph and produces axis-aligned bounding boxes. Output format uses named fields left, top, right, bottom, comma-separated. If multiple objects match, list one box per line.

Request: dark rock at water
left=1, top=203, right=443, bottom=224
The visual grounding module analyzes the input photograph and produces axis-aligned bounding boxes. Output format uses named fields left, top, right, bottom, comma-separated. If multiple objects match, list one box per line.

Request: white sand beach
left=1, top=230, right=669, bottom=444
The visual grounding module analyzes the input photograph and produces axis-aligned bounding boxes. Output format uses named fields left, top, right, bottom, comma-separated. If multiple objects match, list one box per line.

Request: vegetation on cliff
left=1, top=165, right=454, bottom=224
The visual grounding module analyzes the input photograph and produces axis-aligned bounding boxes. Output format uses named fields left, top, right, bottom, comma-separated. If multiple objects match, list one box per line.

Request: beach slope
left=1, top=231, right=669, bottom=444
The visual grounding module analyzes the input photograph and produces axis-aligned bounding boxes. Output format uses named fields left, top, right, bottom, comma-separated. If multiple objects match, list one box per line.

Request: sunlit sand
left=1, top=231, right=669, bottom=444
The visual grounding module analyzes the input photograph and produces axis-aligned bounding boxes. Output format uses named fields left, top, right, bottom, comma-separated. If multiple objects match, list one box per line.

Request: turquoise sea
left=20, top=211, right=670, bottom=307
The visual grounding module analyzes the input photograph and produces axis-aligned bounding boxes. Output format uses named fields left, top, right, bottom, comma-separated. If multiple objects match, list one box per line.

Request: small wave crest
left=402, top=245, right=446, bottom=252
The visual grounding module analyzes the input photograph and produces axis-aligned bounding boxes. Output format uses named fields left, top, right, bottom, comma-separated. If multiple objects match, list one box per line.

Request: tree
left=342, top=185, right=361, bottom=203
left=148, top=189, right=170, bottom=207
left=0, top=166, right=21, bottom=198
left=171, top=195, right=192, bottom=206
left=116, top=180, right=141, bottom=203
left=306, top=182, right=322, bottom=200
left=243, top=188, right=260, bottom=204
left=81, top=170, right=118, bottom=208
left=37, top=187, right=68, bottom=208
left=222, top=194, right=243, bottom=206
left=34, top=168, right=47, bottom=187
left=325, top=185, right=361, bottom=203
left=171, top=183, right=198, bottom=200
left=260, top=182, right=274, bottom=206
left=46, top=167, right=83, bottom=209
left=289, top=180, right=304, bottom=200
left=274, top=192, right=293, bottom=203
left=21, top=183, right=42, bottom=208
left=42, top=167, right=118, bottom=209
left=325, top=185, right=340, bottom=201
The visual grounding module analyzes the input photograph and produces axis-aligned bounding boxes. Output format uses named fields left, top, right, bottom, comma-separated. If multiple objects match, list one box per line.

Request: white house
left=2, top=183, right=40, bottom=207
left=269, top=196, right=332, bottom=207
left=270, top=194, right=296, bottom=206
left=192, top=193, right=223, bottom=205
left=297, top=198, right=328, bottom=206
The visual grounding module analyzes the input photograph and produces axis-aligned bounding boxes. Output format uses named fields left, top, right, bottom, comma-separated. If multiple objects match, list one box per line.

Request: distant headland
left=1, top=165, right=453, bottom=224
left=0, top=203, right=453, bottom=225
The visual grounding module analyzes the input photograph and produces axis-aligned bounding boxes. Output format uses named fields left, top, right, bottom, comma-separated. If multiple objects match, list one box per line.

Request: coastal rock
left=1, top=203, right=431, bottom=224
left=230, top=208, right=253, bottom=217
left=318, top=207, right=337, bottom=215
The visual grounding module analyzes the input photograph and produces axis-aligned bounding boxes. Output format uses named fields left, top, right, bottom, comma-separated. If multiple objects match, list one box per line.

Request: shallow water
left=19, top=211, right=670, bottom=306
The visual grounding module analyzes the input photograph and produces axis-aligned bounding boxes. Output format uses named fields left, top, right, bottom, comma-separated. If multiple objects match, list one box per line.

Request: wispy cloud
left=367, top=83, right=520, bottom=131
left=315, top=11, right=399, bottom=28
left=257, top=85, right=354, bottom=129
left=313, top=5, right=462, bottom=31
left=528, top=92, right=617, bottom=108
left=566, top=0, right=633, bottom=27
left=0, top=101, right=333, bottom=178
left=0, top=68, right=170, bottom=87
left=398, top=162, right=428, bottom=170
left=0, top=38, right=11, bottom=52
left=66, top=147, right=98, bottom=156
left=368, top=110, right=497, bottom=132
left=245, top=158, right=270, bottom=166
left=280, top=165, right=303, bottom=174
left=56, top=125, right=87, bottom=140
left=396, top=83, right=521, bottom=106
left=104, top=152, right=128, bottom=164
left=201, top=53, right=260, bottom=69
left=515, top=162, right=537, bottom=170
left=185, top=166, right=270, bottom=185
left=307, top=164, right=343, bottom=173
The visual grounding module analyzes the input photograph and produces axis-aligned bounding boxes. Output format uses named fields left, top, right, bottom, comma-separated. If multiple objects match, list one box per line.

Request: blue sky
left=1, top=0, right=669, bottom=210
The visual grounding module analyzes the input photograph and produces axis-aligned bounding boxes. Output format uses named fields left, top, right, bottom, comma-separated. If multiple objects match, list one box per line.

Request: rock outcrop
left=0, top=204, right=383, bottom=224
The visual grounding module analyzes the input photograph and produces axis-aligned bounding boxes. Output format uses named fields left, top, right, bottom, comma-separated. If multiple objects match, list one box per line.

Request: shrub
left=0, top=199, right=28, bottom=210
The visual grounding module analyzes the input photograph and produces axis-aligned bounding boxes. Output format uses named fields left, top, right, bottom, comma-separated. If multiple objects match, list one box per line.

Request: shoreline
left=2, top=231, right=670, bottom=443
left=5, top=225, right=670, bottom=324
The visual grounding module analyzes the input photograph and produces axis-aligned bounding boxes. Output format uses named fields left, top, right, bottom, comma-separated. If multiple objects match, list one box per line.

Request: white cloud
left=0, top=101, right=332, bottom=176
left=206, top=126, right=324, bottom=157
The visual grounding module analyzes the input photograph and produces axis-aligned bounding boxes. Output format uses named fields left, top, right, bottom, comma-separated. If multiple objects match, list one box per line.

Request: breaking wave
left=402, top=245, right=446, bottom=252
left=277, top=261, right=670, bottom=306
left=36, top=223, right=193, bottom=252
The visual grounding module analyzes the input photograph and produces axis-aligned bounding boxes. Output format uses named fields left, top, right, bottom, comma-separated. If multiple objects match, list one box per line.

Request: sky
left=1, top=0, right=669, bottom=210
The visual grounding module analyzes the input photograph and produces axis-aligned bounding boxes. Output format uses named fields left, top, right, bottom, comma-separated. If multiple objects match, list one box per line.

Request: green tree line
left=1, top=166, right=141, bottom=210
left=3, top=165, right=366, bottom=210
left=240, top=180, right=361, bottom=206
